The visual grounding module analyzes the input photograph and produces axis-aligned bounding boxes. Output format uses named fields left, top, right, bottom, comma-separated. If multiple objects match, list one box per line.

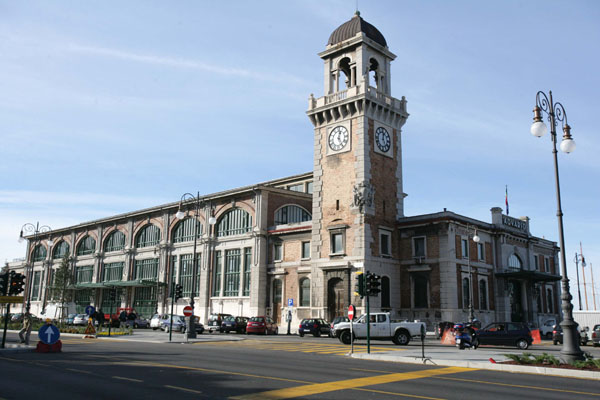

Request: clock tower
left=306, top=12, right=409, bottom=319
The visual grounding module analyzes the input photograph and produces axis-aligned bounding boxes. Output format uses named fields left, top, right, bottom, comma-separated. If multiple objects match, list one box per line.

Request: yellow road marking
left=353, top=387, right=445, bottom=399
left=112, top=376, right=143, bottom=383
left=435, top=376, right=600, bottom=396
left=164, top=385, right=204, bottom=394
left=231, top=366, right=472, bottom=400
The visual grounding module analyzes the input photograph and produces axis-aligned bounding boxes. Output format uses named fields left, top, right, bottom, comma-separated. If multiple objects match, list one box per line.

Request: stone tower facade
left=306, top=13, right=409, bottom=319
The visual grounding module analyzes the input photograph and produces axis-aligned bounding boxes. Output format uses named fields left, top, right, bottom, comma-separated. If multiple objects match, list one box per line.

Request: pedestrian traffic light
left=354, top=272, right=365, bottom=299
left=366, top=272, right=381, bottom=296
left=0, top=272, right=8, bottom=296
left=175, top=284, right=183, bottom=301
left=8, top=272, right=26, bottom=295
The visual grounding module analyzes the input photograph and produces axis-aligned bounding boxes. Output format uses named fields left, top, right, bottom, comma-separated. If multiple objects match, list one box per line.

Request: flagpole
left=590, top=263, right=597, bottom=311
left=505, top=185, right=509, bottom=215
left=580, top=242, right=589, bottom=310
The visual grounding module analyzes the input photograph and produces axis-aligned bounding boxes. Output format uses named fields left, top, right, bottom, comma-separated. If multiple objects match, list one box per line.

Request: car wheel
left=516, top=339, right=529, bottom=350
left=134, top=323, right=139, bottom=329
left=593, top=343, right=599, bottom=348
left=152, top=327, right=158, bottom=331
left=581, top=340, right=588, bottom=346
left=299, top=332, right=304, bottom=337
left=339, top=330, right=352, bottom=345
left=393, top=330, right=410, bottom=346
left=472, top=338, right=479, bottom=349
left=545, top=332, right=552, bottom=340
left=264, top=328, right=268, bottom=335
left=164, top=325, right=169, bottom=333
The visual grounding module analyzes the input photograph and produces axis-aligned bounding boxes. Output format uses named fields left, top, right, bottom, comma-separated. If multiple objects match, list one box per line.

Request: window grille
left=462, top=277, right=470, bottom=309
left=224, top=249, right=241, bottom=297
left=173, top=218, right=202, bottom=243
left=217, top=209, right=252, bottom=237
left=74, top=289, right=94, bottom=313
left=134, top=258, right=158, bottom=281
left=104, top=231, right=126, bottom=252
left=413, top=237, right=425, bottom=257
left=508, top=254, right=522, bottom=270
left=213, top=251, right=222, bottom=296
left=77, top=235, right=96, bottom=256
left=179, top=254, right=200, bottom=297
left=135, top=225, right=161, bottom=248
left=103, top=262, right=124, bottom=282
left=52, top=241, right=70, bottom=259
left=243, top=247, right=251, bottom=296
left=274, top=205, right=311, bottom=225
left=300, top=278, right=310, bottom=307
left=133, top=287, right=156, bottom=319
left=76, top=265, right=93, bottom=283
left=31, top=271, right=41, bottom=300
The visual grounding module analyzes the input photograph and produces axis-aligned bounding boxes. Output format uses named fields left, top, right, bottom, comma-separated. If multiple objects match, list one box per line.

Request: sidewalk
left=352, top=344, right=600, bottom=380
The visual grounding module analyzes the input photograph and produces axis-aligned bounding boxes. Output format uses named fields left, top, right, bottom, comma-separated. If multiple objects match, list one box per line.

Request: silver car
left=73, top=314, right=89, bottom=326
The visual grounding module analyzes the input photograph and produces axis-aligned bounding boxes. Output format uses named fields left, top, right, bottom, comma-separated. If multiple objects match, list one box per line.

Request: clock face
left=375, top=127, right=391, bottom=153
left=328, top=126, right=349, bottom=151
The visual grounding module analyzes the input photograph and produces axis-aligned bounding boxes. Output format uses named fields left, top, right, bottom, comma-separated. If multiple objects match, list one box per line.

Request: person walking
left=19, top=311, right=33, bottom=345
left=96, top=309, right=105, bottom=331
left=118, top=310, right=127, bottom=329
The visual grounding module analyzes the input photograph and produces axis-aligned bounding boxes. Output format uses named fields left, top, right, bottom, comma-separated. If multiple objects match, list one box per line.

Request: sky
left=1, top=1, right=599, bottom=310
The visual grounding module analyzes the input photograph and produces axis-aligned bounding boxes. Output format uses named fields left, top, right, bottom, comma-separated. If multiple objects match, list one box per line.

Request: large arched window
left=217, top=208, right=252, bottom=237
left=76, top=236, right=96, bottom=256
left=479, top=279, right=488, bottom=310
left=299, top=277, right=310, bottom=307
left=104, top=230, right=126, bottom=253
left=508, top=254, right=522, bottom=270
left=135, top=224, right=160, bottom=248
left=32, top=244, right=47, bottom=262
left=274, top=205, right=311, bottom=225
left=52, top=241, right=70, bottom=259
left=173, top=218, right=202, bottom=243
left=381, top=276, right=391, bottom=309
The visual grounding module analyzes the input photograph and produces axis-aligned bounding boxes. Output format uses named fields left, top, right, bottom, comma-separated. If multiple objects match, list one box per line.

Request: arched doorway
left=273, top=279, right=282, bottom=324
left=327, top=278, right=346, bottom=322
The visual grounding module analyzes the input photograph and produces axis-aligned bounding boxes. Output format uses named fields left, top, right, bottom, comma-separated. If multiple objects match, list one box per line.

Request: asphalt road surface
left=0, top=332, right=598, bottom=399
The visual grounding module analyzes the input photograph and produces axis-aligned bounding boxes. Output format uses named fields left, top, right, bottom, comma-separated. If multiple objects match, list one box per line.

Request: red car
left=246, top=316, right=278, bottom=335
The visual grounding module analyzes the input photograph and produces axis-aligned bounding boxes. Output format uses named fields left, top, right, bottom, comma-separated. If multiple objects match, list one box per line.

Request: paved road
left=1, top=332, right=598, bottom=399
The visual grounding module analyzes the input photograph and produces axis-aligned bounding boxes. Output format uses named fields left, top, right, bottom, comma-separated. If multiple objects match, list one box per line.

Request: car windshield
left=250, top=317, right=264, bottom=322
left=224, top=316, right=235, bottom=322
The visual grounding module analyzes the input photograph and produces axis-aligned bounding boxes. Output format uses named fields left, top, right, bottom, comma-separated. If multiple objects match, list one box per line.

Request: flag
left=505, top=185, right=509, bottom=215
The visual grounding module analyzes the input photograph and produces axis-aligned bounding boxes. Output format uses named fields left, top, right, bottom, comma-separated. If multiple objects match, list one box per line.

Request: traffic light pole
left=1, top=303, right=10, bottom=349
left=169, top=282, right=175, bottom=342
left=366, top=289, right=371, bottom=354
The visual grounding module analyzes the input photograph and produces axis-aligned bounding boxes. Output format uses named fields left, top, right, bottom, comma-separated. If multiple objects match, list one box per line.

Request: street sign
left=348, top=304, right=356, bottom=321
left=85, top=305, right=96, bottom=316
left=287, top=298, right=293, bottom=307
left=38, top=324, right=60, bottom=345
left=183, top=306, right=193, bottom=317
left=0, top=296, right=24, bottom=304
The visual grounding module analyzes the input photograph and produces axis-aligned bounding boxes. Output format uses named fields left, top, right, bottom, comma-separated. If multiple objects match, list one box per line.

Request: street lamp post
left=466, top=225, right=480, bottom=323
left=530, top=90, right=583, bottom=363
left=19, top=222, right=52, bottom=313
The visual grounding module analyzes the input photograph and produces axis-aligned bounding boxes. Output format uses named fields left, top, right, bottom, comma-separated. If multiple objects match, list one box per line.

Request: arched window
left=135, top=224, right=160, bottom=248
left=547, top=288, right=554, bottom=313
left=32, top=244, right=47, bottom=262
left=508, top=254, right=522, bottom=270
left=173, top=218, right=202, bottom=243
left=217, top=208, right=252, bottom=237
left=414, top=275, right=428, bottom=308
left=381, top=276, right=391, bottom=309
left=76, top=236, right=96, bottom=256
left=479, top=279, right=488, bottom=310
left=52, top=241, right=70, bottom=259
left=337, top=57, right=352, bottom=89
left=274, top=205, right=311, bottom=225
left=462, top=277, right=470, bottom=309
left=299, top=277, right=310, bottom=307
left=369, top=57, right=380, bottom=88
left=104, top=231, right=125, bottom=253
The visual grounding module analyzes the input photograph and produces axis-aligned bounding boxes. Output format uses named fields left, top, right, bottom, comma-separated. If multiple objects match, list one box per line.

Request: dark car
left=475, top=322, right=533, bottom=349
left=221, top=316, right=248, bottom=333
left=552, top=324, right=588, bottom=346
left=208, top=313, right=233, bottom=333
left=592, top=324, right=600, bottom=347
left=246, top=316, right=278, bottom=335
left=329, top=316, right=350, bottom=338
left=299, top=318, right=330, bottom=337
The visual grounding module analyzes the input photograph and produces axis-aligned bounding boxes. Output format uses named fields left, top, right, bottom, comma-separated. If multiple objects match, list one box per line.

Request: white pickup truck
left=334, top=312, right=426, bottom=345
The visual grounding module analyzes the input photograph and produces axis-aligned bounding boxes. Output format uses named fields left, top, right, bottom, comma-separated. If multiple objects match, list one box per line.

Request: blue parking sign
left=287, top=298, right=293, bottom=307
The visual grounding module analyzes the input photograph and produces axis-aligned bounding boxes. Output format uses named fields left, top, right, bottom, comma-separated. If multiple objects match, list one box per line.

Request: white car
left=335, top=312, right=426, bottom=345
left=73, top=314, right=90, bottom=326
left=150, top=314, right=169, bottom=330
left=539, top=318, right=557, bottom=339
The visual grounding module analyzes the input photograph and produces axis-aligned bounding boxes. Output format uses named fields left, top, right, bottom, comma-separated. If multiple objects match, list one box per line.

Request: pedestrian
left=118, top=309, right=127, bottom=329
left=19, top=311, right=33, bottom=345
left=96, top=309, right=105, bottom=331
left=127, top=310, right=136, bottom=328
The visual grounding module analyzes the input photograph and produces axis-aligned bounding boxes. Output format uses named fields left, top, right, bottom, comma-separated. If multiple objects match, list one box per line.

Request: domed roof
left=328, top=12, right=387, bottom=47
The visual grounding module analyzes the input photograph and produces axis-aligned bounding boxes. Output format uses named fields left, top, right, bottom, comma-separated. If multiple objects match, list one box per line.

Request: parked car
left=221, top=316, right=248, bottom=333
left=539, top=318, right=557, bottom=339
left=126, top=317, right=149, bottom=329
left=150, top=314, right=170, bottom=330
left=161, top=316, right=186, bottom=332
left=65, top=313, right=77, bottom=325
left=476, top=322, right=533, bottom=349
left=208, top=313, right=232, bottom=333
left=592, top=324, right=600, bottom=347
left=10, top=313, right=24, bottom=323
left=329, top=316, right=350, bottom=338
left=298, top=318, right=330, bottom=337
left=334, top=313, right=426, bottom=345
left=246, top=316, right=278, bottom=335
left=73, top=314, right=90, bottom=326
left=552, top=324, right=588, bottom=346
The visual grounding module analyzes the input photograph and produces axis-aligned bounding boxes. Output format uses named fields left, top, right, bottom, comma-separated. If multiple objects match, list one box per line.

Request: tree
left=49, top=254, right=73, bottom=323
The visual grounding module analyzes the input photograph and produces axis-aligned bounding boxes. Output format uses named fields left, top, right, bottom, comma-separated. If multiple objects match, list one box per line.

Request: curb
left=352, top=353, right=600, bottom=380
left=0, top=344, right=35, bottom=353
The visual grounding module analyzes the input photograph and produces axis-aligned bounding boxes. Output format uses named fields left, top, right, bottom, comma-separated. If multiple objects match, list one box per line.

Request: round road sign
left=348, top=304, right=356, bottom=321
left=183, top=306, right=193, bottom=317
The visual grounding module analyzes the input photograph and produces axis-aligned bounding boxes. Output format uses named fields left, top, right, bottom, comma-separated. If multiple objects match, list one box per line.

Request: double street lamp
left=176, top=192, right=216, bottom=338
left=530, top=90, right=583, bottom=363
left=19, top=222, right=53, bottom=313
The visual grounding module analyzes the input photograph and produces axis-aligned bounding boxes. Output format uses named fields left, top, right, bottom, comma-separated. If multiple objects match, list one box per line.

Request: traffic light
left=0, top=272, right=8, bottom=296
left=175, top=284, right=183, bottom=301
left=366, top=272, right=381, bottom=297
left=8, top=272, right=26, bottom=295
left=354, top=272, right=365, bottom=299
